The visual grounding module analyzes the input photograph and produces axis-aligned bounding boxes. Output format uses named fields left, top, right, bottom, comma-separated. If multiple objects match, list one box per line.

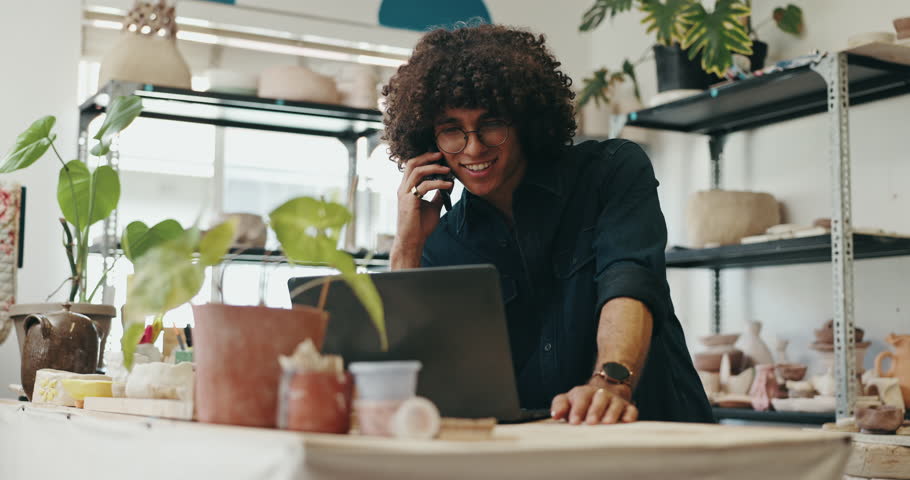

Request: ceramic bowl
left=699, top=333, right=741, bottom=348
left=855, top=405, right=904, bottom=434
left=694, top=350, right=743, bottom=373
left=775, top=363, right=808, bottom=381
left=814, top=320, right=864, bottom=344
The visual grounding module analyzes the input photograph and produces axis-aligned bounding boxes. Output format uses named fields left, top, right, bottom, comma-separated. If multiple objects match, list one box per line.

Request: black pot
left=653, top=44, right=717, bottom=92
left=749, top=40, right=768, bottom=72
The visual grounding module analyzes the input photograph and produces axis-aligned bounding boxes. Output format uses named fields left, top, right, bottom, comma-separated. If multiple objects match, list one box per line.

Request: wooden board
left=82, top=397, right=194, bottom=420
left=846, top=42, right=910, bottom=67
left=846, top=442, right=910, bottom=479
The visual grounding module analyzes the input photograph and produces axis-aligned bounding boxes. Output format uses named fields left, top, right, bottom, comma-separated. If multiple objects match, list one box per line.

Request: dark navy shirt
left=421, top=139, right=714, bottom=422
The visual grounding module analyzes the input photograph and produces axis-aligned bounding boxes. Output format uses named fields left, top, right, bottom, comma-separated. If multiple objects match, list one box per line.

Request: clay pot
left=874, top=333, right=910, bottom=408
left=10, top=303, right=115, bottom=370
left=699, top=333, right=740, bottom=348
left=855, top=405, right=904, bottom=434
left=694, top=350, right=743, bottom=373
left=20, top=305, right=98, bottom=400
left=894, top=17, right=910, bottom=40
left=281, top=371, right=353, bottom=434
left=258, top=65, right=340, bottom=104
left=193, top=303, right=329, bottom=428
left=814, top=319, right=864, bottom=344
left=775, top=363, right=808, bottom=382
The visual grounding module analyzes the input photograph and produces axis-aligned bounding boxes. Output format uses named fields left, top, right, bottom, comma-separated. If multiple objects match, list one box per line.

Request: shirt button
left=499, top=239, right=508, bottom=248
left=544, top=343, right=552, bottom=352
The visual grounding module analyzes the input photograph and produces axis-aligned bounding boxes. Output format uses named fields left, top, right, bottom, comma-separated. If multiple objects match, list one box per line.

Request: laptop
left=287, top=264, right=550, bottom=422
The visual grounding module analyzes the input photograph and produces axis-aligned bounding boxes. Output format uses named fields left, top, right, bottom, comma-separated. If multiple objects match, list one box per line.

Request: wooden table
left=0, top=400, right=851, bottom=479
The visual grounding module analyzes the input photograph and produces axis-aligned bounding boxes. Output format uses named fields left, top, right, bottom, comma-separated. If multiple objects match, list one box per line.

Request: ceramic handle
left=875, top=351, right=895, bottom=377
left=23, top=314, right=52, bottom=339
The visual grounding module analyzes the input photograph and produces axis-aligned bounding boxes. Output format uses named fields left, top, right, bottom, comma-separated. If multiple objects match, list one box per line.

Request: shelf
left=89, top=246, right=390, bottom=269
left=666, top=233, right=910, bottom=269
left=80, top=81, right=384, bottom=139
left=713, top=407, right=834, bottom=425
left=624, top=49, right=910, bottom=136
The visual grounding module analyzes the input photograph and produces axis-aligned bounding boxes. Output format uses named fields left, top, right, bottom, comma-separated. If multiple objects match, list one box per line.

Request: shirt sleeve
left=593, top=141, right=671, bottom=331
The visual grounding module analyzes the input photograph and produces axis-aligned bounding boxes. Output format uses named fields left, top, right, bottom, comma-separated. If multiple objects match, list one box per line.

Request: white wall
left=588, top=0, right=910, bottom=372
left=0, top=1, right=82, bottom=397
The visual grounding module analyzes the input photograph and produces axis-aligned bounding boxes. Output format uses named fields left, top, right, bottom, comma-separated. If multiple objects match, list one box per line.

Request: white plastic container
left=349, top=361, right=421, bottom=401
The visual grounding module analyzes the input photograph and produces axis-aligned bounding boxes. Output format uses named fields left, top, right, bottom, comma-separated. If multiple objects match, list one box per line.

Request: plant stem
left=50, top=139, right=84, bottom=301
left=60, top=218, right=79, bottom=302
left=87, top=255, right=119, bottom=303
left=288, top=275, right=341, bottom=310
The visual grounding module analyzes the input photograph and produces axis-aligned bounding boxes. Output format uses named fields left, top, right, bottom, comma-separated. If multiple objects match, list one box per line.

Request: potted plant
left=1, top=96, right=143, bottom=374
left=123, top=196, right=386, bottom=428
left=577, top=0, right=804, bottom=109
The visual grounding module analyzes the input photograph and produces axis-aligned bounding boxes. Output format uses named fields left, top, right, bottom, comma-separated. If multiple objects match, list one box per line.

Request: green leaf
left=122, top=219, right=184, bottom=262
left=640, top=0, right=692, bottom=45
left=324, top=248, right=387, bottom=351
left=679, top=0, right=753, bottom=77
left=127, top=229, right=205, bottom=316
left=91, top=96, right=142, bottom=157
left=580, top=0, right=635, bottom=31
left=57, top=160, right=121, bottom=230
left=270, top=197, right=352, bottom=242
left=199, top=218, right=237, bottom=266
left=0, top=116, right=56, bottom=173
left=121, top=321, right=145, bottom=371
left=622, top=59, right=642, bottom=100
left=577, top=68, right=611, bottom=108
left=773, top=4, right=803, bottom=35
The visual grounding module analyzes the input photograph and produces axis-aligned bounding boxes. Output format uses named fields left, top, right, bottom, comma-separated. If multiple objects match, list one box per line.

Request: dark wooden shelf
left=624, top=52, right=910, bottom=136
left=713, top=407, right=834, bottom=425
left=666, top=233, right=910, bottom=269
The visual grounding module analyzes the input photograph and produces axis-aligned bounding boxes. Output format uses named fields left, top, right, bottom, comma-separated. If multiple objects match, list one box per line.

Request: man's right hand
left=390, top=152, right=453, bottom=270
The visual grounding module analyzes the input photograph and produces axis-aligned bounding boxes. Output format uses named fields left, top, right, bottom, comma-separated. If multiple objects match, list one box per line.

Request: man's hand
left=550, top=381, right=638, bottom=425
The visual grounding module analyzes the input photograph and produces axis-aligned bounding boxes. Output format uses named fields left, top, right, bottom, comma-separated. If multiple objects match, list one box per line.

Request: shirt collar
left=455, top=153, right=565, bottom=235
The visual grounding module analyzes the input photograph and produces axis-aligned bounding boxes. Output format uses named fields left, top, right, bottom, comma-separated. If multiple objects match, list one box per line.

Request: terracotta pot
left=281, top=371, right=353, bottom=434
left=855, top=405, right=904, bottom=434
left=193, top=303, right=329, bottom=428
left=20, top=305, right=98, bottom=400
left=813, top=319, right=864, bottom=344
left=874, top=333, right=910, bottom=408
left=10, top=303, right=115, bottom=370
left=894, top=17, right=910, bottom=40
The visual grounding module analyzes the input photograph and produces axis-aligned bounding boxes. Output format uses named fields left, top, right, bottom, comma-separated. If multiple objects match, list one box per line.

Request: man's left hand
left=550, top=381, right=638, bottom=425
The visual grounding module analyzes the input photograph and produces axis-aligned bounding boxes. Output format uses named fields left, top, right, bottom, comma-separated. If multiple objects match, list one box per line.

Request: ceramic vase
left=98, top=1, right=191, bottom=89
left=739, top=320, right=774, bottom=368
left=749, top=364, right=780, bottom=412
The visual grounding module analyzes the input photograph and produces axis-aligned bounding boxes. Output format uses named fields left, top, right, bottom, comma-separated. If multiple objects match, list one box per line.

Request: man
left=384, top=24, right=713, bottom=424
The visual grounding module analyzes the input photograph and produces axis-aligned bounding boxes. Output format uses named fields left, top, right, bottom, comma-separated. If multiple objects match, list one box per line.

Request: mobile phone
left=422, top=145, right=453, bottom=212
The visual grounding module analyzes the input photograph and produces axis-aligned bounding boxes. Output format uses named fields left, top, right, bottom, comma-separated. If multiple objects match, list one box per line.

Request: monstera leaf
left=580, top=0, right=636, bottom=31
left=0, top=116, right=56, bottom=173
left=91, top=96, right=143, bottom=157
left=57, top=160, right=120, bottom=230
left=680, top=0, right=752, bottom=77
left=577, top=68, right=611, bottom=108
left=773, top=4, right=803, bottom=35
left=640, top=0, right=691, bottom=45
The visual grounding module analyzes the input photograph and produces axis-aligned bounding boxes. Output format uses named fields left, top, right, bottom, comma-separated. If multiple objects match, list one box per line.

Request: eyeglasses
left=435, top=120, right=510, bottom=154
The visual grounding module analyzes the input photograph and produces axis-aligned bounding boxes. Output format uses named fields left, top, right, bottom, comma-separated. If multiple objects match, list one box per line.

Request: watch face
left=603, top=362, right=631, bottom=381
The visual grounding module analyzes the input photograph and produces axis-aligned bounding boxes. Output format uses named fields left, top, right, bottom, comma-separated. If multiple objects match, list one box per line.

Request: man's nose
left=462, top=131, right=489, bottom=156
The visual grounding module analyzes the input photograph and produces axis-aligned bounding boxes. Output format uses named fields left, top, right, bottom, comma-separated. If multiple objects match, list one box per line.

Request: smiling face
left=434, top=108, right=526, bottom=208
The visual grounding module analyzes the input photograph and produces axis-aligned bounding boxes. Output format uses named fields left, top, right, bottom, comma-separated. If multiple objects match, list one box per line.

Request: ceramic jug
left=874, top=333, right=910, bottom=408
left=20, top=304, right=98, bottom=400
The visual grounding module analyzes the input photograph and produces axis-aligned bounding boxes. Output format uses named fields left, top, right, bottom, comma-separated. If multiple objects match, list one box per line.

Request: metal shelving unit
left=620, top=48, right=910, bottom=421
left=79, top=80, right=387, bottom=302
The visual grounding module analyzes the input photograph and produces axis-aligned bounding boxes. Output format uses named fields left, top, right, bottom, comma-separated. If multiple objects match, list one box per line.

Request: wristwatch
left=593, top=361, right=634, bottom=387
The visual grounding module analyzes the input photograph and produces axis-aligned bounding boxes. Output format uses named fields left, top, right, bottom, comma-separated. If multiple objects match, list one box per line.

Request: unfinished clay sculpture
left=686, top=190, right=780, bottom=247
left=125, top=361, right=194, bottom=401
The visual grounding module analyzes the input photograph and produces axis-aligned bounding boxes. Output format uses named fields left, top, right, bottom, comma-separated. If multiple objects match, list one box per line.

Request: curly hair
left=381, top=24, right=576, bottom=169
